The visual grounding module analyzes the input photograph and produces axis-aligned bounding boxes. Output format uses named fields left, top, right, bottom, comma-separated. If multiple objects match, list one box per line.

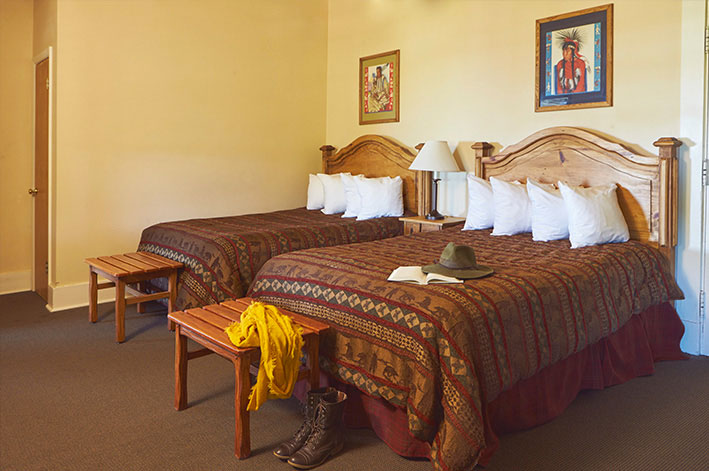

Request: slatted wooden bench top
left=168, top=297, right=329, bottom=357
left=85, top=252, right=183, bottom=342
left=85, top=252, right=183, bottom=279
left=167, top=297, right=329, bottom=459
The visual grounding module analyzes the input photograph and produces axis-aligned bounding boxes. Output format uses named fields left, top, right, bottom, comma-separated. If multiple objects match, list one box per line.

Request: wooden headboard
left=320, top=135, right=430, bottom=216
left=472, top=127, right=681, bottom=270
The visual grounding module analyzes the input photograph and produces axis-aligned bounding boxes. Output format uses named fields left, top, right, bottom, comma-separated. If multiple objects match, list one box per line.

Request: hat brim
left=421, top=263, right=494, bottom=280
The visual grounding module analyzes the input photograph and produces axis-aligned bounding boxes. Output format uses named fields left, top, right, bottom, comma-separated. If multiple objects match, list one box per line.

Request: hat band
left=439, top=260, right=478, bottom=270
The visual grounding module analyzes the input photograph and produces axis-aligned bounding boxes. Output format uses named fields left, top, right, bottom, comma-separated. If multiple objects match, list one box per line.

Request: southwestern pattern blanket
left=137, top=208, right=403, bottom=310
left=248, top=228, right=683, bottom=471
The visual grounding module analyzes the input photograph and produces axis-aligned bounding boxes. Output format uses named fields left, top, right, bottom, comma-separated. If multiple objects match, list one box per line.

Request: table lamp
left=409, top=140, right=460, bottom=220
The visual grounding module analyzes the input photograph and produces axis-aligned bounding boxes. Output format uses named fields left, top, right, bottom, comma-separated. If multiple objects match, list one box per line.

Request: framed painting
left=359, top=49, right=400, bottom=125
left=535, top=4, right=613, bottom=112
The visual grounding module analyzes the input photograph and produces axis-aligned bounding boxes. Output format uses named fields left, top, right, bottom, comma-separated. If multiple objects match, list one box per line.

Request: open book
left=387, top=266, right=462, bottom=285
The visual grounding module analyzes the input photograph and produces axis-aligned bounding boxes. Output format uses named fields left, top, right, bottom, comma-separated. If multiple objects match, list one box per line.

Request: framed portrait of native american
left=535, top=4, right=613, bottom=112
left=359, top=50, right=400, bottom=124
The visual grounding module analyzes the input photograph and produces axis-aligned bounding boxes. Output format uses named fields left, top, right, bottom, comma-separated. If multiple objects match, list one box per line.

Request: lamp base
left=425, top=209, right=445, bottom=220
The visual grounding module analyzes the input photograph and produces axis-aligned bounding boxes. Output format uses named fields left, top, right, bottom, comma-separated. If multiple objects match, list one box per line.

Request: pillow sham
left=526, top=179, right=569, bottom=241
left=558, top=181, right=629, bottom=248
left=490, top=177, right=533, bottom=236
left=463, top=174, right=494, bottom=230
left=317, top=173, right=350, bottom=215
left=340, top=173, right=363, bottom=218
left=355, top=176, right=404, bottom=220
left=306, top=174, right=324, bottom=210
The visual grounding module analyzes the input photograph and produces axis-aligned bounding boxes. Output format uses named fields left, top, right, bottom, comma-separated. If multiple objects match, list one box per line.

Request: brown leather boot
left=273, top=387, right=337, bottom=460
left=287, top=390, right=347, bottom=469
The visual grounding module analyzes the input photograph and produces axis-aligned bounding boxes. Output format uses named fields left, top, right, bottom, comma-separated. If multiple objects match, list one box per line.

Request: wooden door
left=34, top=58, right=49, bottom=301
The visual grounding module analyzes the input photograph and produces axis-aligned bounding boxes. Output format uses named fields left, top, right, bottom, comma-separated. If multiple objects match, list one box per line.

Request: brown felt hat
left=422, top=242, right=494, bottom=280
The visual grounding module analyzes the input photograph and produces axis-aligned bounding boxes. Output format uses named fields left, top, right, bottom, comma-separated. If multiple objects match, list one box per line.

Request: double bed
left=137, top=135, right=430, bottom=310
left=246, top=127, right=685, bottom=470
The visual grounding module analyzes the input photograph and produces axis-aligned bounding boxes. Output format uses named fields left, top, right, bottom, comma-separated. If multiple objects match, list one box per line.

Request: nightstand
left=399, top=216, right=465, bottom=235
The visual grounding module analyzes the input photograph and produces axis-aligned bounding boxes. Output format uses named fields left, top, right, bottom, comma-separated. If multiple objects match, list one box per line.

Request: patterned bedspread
left=248, top=228, right=683, bottom=471
left=137, top=208, right=403, bottom=310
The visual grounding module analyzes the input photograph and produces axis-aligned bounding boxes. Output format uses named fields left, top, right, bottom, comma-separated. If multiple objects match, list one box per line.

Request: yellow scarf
left=224, top=301, right=304, bottom=411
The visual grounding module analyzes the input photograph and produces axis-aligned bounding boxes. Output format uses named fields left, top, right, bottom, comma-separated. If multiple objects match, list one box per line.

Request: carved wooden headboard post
left=471, top=142, right=494, bottom=176
left=414, top=143, right=432, bottom=217
left=319, top=145, right=336, bottom=173
left=653, top=137, right=682, bottom=273
left=415, top=171, right=431, bottom=217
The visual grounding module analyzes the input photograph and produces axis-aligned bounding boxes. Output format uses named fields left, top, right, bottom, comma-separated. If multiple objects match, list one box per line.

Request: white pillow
left=463, top=174, right=494, bottom=230
left=340, top=173, right=363, bottom=218
left=490, top=177, right=532, bottom=236
left=317, top=173, right=350, bottom=215
left=355, top=176, right=404, bottom=220
left=527, top=179, right=569, bottom=241
left=558, top=181, right=629, bottom=248
left=306, top=174, right=325, bottom=210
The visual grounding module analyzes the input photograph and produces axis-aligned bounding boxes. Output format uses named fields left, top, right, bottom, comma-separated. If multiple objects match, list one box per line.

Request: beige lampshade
left=409, top=141, right=460, bottom=172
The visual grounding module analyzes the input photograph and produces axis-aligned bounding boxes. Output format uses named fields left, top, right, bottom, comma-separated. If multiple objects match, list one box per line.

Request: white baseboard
left=47, top=281, right=115, bottom=312
left=0, top=270, right=32, bottom=295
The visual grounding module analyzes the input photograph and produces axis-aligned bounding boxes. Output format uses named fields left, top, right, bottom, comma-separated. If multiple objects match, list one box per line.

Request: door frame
left=32, top=47, right=54, bottom=298
left=699, top=0, right=709, bottom=355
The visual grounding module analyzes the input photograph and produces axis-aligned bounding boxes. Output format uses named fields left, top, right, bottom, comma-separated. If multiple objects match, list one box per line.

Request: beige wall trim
left=32, top=46, right=54, bottom=291
left=0, top=271, right=32, bottom=295
left=48, top=281, right=115, bottom=312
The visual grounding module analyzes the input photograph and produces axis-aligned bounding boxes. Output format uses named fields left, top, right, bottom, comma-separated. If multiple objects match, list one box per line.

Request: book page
left=387, top=266, right=426, bottom=285
left=388, top=267, right=462, bottom=285
left=425, top=272, right=463, bottom=284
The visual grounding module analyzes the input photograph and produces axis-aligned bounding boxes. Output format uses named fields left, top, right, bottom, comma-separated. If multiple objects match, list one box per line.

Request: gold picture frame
left=535, top=4, right=613, bottom=112
left=359, top=50, right=400, bottom=125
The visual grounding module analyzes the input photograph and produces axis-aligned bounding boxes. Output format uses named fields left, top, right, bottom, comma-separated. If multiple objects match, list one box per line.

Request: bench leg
left=89, top=269, right=98, bottom=323
left=234, top=355, right=252, bottom=459
left=115, top=281, right=126, bottom=343
left=307, top=336, right=321, bottom=391
left=136, top=281, right=146, bottom=314
left=174, top=326, right=188, bottom=411
left=167, top=272, right=178, bottom=331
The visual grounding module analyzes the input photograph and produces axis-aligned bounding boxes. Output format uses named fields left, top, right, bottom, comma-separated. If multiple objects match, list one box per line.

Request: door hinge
left=705, top=26, right=709, bottom=54
left=45, top=78, right=49, bottom=90
left=703, top=161, right=709, bottom=186
left=699, top=290, right=706, bottom=327
left=45, top=261, right=48, bottom=275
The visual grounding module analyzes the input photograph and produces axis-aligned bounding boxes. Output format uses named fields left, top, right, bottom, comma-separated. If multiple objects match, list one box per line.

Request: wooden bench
left=85, top=252, right=183, bottom=343
left=167, top=297, right=329, bottom=459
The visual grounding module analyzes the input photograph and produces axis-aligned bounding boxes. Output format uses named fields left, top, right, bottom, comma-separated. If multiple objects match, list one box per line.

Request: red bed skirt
left=296, top=302, right=686, bottom=465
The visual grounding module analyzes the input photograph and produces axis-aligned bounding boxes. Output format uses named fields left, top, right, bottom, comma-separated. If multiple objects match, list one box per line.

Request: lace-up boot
left=287, top=390, right=347, bottom=469
left=273, top=387, right=337, bottom=460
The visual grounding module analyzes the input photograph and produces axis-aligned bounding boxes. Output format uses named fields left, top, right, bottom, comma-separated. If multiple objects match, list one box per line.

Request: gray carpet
left=1, top=292, right=707, bottom=471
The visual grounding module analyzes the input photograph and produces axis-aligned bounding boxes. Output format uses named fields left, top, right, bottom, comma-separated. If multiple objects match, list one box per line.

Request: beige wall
left=33, top=0, right=57, bottom=57
left=50, top=0, right=328, bottom=295
left=0, top=0, right=34, bottom=292
left=325, top=0, right=703, bottom=352
left=326, top=0, right=681, bottom=173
